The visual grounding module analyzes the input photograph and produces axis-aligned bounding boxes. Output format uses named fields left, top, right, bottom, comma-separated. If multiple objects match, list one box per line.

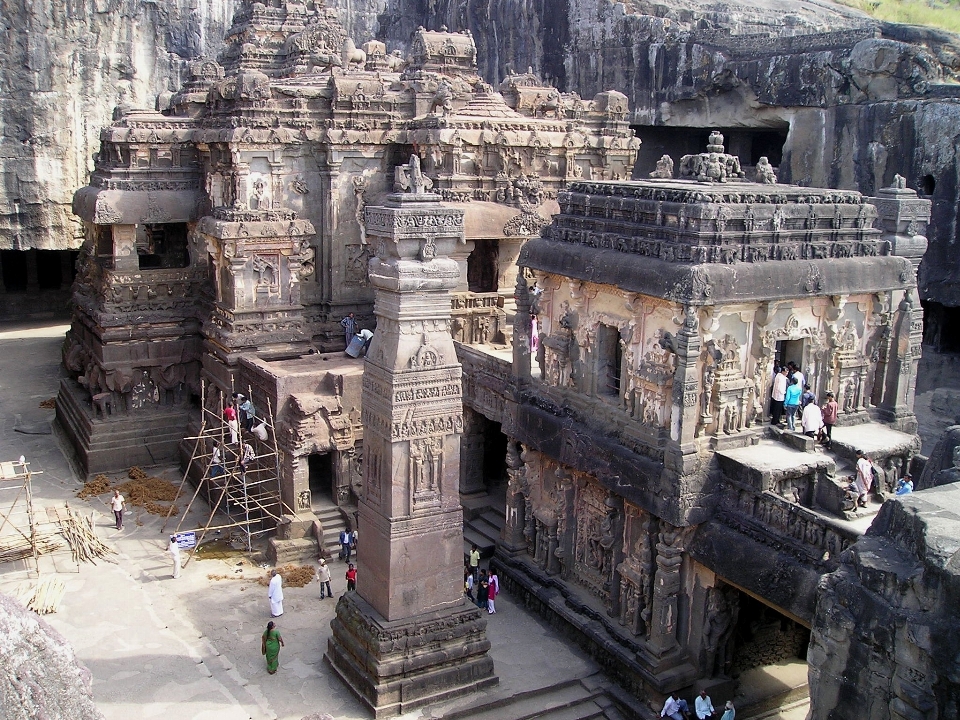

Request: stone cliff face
left=808, top=487, right=960, bottom=720
left=7, top=0, right=960, bottom=312
left=0, top=0, right=235, bottom=250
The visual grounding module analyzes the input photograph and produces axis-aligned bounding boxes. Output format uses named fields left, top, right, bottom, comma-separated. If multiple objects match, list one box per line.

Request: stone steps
left=461, top=494, right=506, bottom=561
left=439, top=678, right=616, bottom=720
left=314, top=504, right=347, bottom=558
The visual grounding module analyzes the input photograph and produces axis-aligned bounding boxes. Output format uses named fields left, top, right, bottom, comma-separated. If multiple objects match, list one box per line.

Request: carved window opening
left=630, top=125, right=787, bottom=179
left=94, top=225, right=114, bottom=268
left=467, top=240, right=499, bottom=293
left=0, top=250, right=27, bottom=292
left=136, top=223, right=189, bottom=269
left=597, top=324, right=622, bottom=397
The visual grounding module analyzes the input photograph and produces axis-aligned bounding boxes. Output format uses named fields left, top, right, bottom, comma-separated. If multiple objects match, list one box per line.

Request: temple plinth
left=326, top=164, right=497, bottom=717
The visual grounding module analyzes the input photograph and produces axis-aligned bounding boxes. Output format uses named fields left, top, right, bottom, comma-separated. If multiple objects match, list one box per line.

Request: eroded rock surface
left=809, top=487, right=960, bottom=719
left=0, top=593, right=104, bottom=720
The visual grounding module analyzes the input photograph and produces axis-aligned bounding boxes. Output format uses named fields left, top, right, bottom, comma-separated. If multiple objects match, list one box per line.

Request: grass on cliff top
left=839, top=0, right=960, bottom=34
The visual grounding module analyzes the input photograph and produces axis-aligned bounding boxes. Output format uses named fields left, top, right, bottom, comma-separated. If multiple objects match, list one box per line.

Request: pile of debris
left=258, top=564, right=316, bottom=588
left=76, top=468, right=180, bottom=517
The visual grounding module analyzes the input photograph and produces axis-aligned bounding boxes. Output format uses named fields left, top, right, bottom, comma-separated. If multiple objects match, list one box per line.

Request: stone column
left=459, top=408, right=487, bottom=495
left=665, top=306, right=702, bottom=478
left=868, top=180, right=929, bottom=435
left=512, top=273, right=532, bottom=380
left=326, top=162, right=496, bottom=717
left=111, top=225, right=139, bottom=272
left=501, top=439, right=528, bottom=554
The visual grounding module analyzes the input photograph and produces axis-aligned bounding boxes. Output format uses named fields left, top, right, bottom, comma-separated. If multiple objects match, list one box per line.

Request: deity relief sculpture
left=649, top=154, right=674, bottom=179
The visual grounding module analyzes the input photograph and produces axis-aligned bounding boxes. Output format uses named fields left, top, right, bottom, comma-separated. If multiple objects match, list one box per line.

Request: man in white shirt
left=695, top=690, right=716, bottom=719
left=801, top=401, right=824, bottom=439
left=661, top=693, right=690, bottom=720
left=268, top=569, right=284, bottom=617
left=110, top=489, right=125, bottom=530
left=771, top=367, right=788, bottom=425
left=167, top=535, right=181, bottom=579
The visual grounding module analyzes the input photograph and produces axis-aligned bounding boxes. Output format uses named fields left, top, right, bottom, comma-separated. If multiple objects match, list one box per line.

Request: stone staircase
left=436, top=676, right=634, bottom=720
left=313, top=501, right=350, bottom=559
left=461, top=492, right=505, bottom=561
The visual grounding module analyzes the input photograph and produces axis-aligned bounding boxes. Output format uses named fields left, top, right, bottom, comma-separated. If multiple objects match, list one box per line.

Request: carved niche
left=572, top=480, right=620, bottom=600
left=616, top=504, right=656, bottom=638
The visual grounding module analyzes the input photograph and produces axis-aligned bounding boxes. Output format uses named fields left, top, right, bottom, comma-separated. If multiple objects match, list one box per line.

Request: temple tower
left=325, top=158, right=497, bottom=717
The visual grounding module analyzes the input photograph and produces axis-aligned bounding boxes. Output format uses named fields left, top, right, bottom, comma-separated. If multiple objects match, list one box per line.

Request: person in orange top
left=345, top=563, right=357, bottom=592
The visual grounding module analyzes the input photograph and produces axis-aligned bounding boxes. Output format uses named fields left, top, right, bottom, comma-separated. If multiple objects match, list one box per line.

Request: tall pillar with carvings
left=326, top=159, right=496, bottom=718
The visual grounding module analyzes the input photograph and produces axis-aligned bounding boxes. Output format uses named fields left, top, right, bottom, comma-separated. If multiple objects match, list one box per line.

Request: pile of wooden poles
left=0, top=532, right=60, bottom=564
left=26, top=577, right=66, bottom=615
left=59, top=506, right=115, bottom=564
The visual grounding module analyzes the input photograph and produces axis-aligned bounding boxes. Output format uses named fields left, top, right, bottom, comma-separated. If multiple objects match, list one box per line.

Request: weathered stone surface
left=809, top=486, right=960, bottom=720
left=0, top=0, right=235, bottom=250
left=0, top=593, right=104, bottom=720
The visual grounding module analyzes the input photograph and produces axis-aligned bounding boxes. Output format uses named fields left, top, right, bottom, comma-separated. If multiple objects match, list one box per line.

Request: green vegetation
left=839, top=0, right=960, bottom=34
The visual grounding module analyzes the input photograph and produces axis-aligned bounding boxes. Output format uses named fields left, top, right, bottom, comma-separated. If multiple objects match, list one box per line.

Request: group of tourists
left=661, top=690, right=735, bottom=719
left=769, top=363, right=838, bottom=445
left=464, top=545, right=500, bottom=614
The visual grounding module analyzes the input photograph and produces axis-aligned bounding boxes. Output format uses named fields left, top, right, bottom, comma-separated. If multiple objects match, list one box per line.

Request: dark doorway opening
left=36, top=250, right=63, bottom=290
left=730, top=594, right=809, bottom=676
left=1, top=250, right=28, bottom=292
left=137, top=223, right=190, bottom=269
left=775, top=339, right=804, bottom=371
left=468, top=240, right=499, bottom=293
left=483, top=420, right=508, bottom=487
left=308, top=453, right=333, bottom=504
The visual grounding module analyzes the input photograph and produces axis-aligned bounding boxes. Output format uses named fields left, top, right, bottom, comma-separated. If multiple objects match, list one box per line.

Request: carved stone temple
left=54, top=0, right=956, bottom=714
left=325, top=168, right=496, bottom=716
left=55, top=0, right=638, bottom=526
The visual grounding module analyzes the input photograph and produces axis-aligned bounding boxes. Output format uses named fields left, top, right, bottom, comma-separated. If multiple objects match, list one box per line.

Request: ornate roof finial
left=707, top=130, right=725, bottom=154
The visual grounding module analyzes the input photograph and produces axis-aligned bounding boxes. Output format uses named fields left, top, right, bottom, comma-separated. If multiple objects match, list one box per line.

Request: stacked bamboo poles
left=59, top=506, right=115, bottom=564
left=0, top=532, right=61, bottom=563
left=27, top=577, right=66, bottom=615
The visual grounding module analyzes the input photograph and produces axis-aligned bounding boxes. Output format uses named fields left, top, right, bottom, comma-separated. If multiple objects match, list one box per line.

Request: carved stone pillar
left=513, top=273, right=532, bottom=380
left=326, top=166, right=496, bottom=717
left=501, top=439, right=528, bottom=553
left=665, top=306, right=702, bottom=477
left=646, top=521, right=686, bottom=660
left=459, top=408, right=487, bottom=495
left=879, top=290, right=922, bottom=433
left=112, top=225, right=139, bottom=272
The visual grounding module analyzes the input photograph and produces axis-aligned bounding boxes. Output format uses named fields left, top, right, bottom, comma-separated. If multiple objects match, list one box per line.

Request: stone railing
left=716, top=485, right=860, bottom=570
left=451, top=292, right=507, bottom=346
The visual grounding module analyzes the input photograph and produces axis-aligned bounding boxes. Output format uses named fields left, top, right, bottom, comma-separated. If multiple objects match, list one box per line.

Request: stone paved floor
left=0, top=322, right=599, bottom=720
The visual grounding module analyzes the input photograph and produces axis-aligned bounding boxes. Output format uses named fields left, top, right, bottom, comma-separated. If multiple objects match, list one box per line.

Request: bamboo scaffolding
left=170, top=380, right=285, bottom=563
left=0, top=458, right=43, bottom=574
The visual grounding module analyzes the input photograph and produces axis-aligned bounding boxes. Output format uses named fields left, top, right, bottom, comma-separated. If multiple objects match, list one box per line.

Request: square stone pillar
left=326, top=163, right=496, bottom=717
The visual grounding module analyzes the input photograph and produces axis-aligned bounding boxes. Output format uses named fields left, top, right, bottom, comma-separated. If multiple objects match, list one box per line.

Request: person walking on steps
left=783, top=376, right=802, bottom=432
left=339, top=528, right=352, bottom=562
left=261, top=621, right=284, bottom=674
left=468, top=544, right=480, bottom=581
left=821, top=392, right=838, bottom=447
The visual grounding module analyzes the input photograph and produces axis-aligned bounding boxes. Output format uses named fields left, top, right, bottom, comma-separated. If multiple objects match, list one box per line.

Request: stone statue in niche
left=755, top=156, right=778, bottom=184
left=250, top=178, right=268, bottom=209
left=252, top=255, right=277, bottom=287
left=649, top=154, right=674, bottom=179
left=394, top=154, right=434, bottom=194
left=702, top=585, right=740, bottom=677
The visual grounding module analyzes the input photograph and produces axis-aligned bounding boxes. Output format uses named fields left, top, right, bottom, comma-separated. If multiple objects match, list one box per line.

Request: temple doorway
left=775, top=339, right=804, bottom=371
left=308, top=452, right=333, bottom=504
left=723, top=591, right=811, bottom=714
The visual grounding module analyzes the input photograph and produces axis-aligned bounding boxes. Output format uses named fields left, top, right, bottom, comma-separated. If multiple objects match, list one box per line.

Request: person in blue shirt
left=895, top=474, right=914, bottom=496
left=783, top=377, right=802, bottom=431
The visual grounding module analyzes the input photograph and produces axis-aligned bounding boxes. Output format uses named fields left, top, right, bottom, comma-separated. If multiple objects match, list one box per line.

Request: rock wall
left=8, top=0, right=960, bottom=310
left=808, top=486, right=960, bottom=720
left=0, top=0, right=235, bottom=251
